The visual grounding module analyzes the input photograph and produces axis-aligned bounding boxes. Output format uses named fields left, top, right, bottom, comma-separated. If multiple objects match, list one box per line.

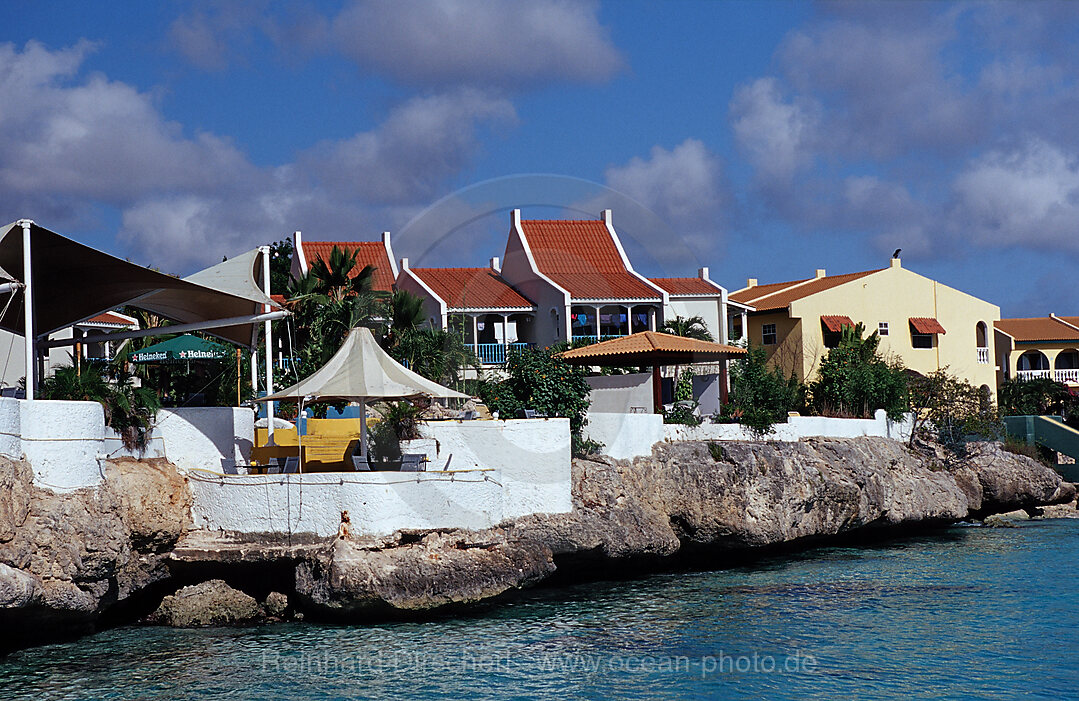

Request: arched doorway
left=976, top=321, right=989, bottom=364
left=1055, top=349, right=1079, bottom=383
left=1017, top=350, right=1051, bottom=379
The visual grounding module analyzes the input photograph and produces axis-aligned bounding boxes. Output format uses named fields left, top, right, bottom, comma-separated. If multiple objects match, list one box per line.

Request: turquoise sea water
left=3, top=519, right=1078, bottom=700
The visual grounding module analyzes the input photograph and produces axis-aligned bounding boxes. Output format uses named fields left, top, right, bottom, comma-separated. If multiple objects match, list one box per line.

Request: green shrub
left=664, top=402, right=702, bottom=426
left=998, top=377, right=1078, bottom=420
left=908, top=369, right=1001, bottom=456
left=480, top=345, right=592, bottom=442
left=725, top=344, right=806, bottom=435
left=38, top=360, right=160, bottom=452
left=809, top=323, right=908, bottom=421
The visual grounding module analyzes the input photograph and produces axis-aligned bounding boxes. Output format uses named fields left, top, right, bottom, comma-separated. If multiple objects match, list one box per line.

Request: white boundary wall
left=188, top=418, right=573, bottom=538
left=586, top=409, right=915, bottom=461
left=0, top=398, right=254, bottom=492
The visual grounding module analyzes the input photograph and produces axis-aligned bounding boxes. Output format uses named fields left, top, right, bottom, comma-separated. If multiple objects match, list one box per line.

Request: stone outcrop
left=290, top=437, right=1069, bottom=616
left=148, top=579, right=261, bottom=627
left=0, top=436, right=1071, bottom=651
left=0, top=457, right=191, bottom=650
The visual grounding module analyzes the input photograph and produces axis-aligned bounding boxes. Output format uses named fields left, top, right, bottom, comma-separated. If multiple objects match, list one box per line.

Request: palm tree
left=659, top=315, right=714, bottom=406
left=307, top=245, right=375, bottom=302
left=283, top=249, right=384, bottom=378
left=661, top=315, right=714, bottom=342
left=382, top=289, right=426, bottom=348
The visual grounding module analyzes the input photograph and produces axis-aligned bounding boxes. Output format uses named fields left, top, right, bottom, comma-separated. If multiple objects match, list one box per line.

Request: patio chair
left=400, top=453, right=426, bottom=472
left=522, top=409, right=536, bottom=419
left=282, top=457, right=299, bottom=474
left=459, top=410, right=477, bottom=420
left=351, top=455, right=371, bottom=472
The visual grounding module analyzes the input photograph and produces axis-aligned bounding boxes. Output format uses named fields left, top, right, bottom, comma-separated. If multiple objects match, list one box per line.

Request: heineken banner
left=130, top=334, right=231, bottom=364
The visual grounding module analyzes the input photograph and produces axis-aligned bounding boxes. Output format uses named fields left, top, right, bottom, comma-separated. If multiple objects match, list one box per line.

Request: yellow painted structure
left=994, top=316, right=1079, bottom=387
left=732, top=259, right=1000, bottom=392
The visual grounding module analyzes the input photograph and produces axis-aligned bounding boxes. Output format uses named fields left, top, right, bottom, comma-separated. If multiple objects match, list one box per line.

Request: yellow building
left=728, top=258, right=1000, bottom=393
left=994, top=315, right=1079, bottom=388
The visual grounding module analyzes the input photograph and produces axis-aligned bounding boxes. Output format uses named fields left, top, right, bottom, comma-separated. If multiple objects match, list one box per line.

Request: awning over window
left=821, top=315, right=855, bottom=333
left=909, top=317, right=947, bottom=335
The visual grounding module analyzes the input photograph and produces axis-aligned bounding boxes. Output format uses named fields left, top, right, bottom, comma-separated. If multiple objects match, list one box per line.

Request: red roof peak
left=518, top=219, right=660, bottom=301
left=300, top=240, right=395, bottom=292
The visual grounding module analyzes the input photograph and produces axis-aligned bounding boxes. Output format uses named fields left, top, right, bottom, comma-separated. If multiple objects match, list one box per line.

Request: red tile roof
left=729, top=270, right=883, bottom=311
left=649, top=277, right=721, bottom=296
left=821, top=315, right=855, bottom=333
left=301, top=241, right=395, bottom=292
left=85, top=312, right=135, bottom=326
left=520, top=219, right=661, bottom=300
left=995, top=317, right=1079, bottom=342
left=560, top=331, right=746, bottom=363
left=411, top=268, right=534, bottom=310
left=910, top=317, right=947, bottom=335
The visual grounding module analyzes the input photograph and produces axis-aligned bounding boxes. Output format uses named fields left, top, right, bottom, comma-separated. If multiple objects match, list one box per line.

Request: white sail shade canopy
left=0, top=221, right=279, bottom=349
left=260, top=327, right=469, bottom=403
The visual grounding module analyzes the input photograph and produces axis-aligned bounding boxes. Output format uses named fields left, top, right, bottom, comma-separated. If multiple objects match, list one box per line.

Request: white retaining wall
left=187, top=470, right=503, bottom=537
left=586, top=409, right=915, bottom=461
left=189, top=418, right=573, bottom=538
left=0, top=398, right=255, bottom=492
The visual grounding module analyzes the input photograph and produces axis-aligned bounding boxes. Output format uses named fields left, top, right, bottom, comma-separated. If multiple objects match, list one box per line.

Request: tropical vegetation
left=808, top=323, right=908, bottom=421
left=38, top=358, right=161, bottom=451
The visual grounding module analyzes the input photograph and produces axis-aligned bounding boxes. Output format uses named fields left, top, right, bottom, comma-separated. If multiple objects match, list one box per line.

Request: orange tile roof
left=411, top=268, right=534, bottom=310
left=729, top=270, right=883, bottom=311
left=821, top=315, right=855, bottom=333
left=995, top=317, right=1079, bottom=342
left=910, top=317, right=947, bottom=335
left=560, top=331, right=746, bottom=364
left=649, top=277, right=722, bottom=296
left=85, top=312, right=135, bottom=326
left=521, top=219, right=661, bottom=300
left=301, top=241, right=395, bottom=292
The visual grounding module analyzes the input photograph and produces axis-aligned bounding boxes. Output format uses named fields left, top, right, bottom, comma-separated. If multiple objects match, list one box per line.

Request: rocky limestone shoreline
left=0, top=437, right=1074, bottom=652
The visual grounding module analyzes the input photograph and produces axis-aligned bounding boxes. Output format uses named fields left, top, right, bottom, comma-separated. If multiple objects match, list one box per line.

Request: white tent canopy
left=260, top=326, right=468, bottom=403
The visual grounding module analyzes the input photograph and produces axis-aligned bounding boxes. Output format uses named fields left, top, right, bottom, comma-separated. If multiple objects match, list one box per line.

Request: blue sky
left=2, top=1, right=1078, bottom=317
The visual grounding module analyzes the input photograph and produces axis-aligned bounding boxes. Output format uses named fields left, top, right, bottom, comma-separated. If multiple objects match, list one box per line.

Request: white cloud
left=300, top=90, right=517, bottom=203
left=730, top=78, right=818, bottom=185
left=326, top=0, right=622, bottom=88
left=604, top=139, right=729, bottom=234
left=0, top=41, right=519, bottom=271
left=953, top=137, right=1079, bottom=250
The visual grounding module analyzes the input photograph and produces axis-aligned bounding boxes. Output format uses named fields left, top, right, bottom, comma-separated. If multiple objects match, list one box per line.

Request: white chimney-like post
left=490, top=256, right=500, bottom=273
left=261, top=245, right=274, bottom=441
left=18, top=219, right=34, bottom=400
left=815, top=269, right=826, bottom=279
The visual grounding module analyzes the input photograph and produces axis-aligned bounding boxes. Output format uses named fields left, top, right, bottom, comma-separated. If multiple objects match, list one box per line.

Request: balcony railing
left=475, top=342, right=532, bottom=365
left=977, top=347, right=990, bottom=364
left=1017, top=369, right=1079, bottom=383
left=570, top=334, right=627, bottom=346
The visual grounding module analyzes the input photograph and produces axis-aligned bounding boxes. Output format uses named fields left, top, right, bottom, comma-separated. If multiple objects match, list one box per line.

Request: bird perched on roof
left=892, top=248, right=902, bottom=259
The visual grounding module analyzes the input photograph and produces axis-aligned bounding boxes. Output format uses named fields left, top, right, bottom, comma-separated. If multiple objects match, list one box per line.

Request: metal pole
left=360, top=401, right=367, bottom=459
left=19, top=219, right=34, bottom=400
left=261, top=246, right=275, bottom=443
left=250, top=349, right=258, bottom=402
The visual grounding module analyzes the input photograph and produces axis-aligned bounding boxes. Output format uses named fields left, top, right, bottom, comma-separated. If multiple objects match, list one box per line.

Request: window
left=912, top=332, right=933, bottom=349
left=878, top=322, right=889, bottom=336
left=762, top=323, right=777, bottom=345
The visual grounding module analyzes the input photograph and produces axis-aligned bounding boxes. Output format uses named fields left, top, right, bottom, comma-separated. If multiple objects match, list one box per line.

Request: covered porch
left=449, top=310, right=535, bottom=365
left=570, top=303, right=658, bottom=345
left=1015, top=347, right=1079, bottom=384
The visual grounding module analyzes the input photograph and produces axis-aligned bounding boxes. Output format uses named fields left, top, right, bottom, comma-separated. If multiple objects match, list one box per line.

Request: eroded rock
left=149, top=579, right=261, bottom=627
